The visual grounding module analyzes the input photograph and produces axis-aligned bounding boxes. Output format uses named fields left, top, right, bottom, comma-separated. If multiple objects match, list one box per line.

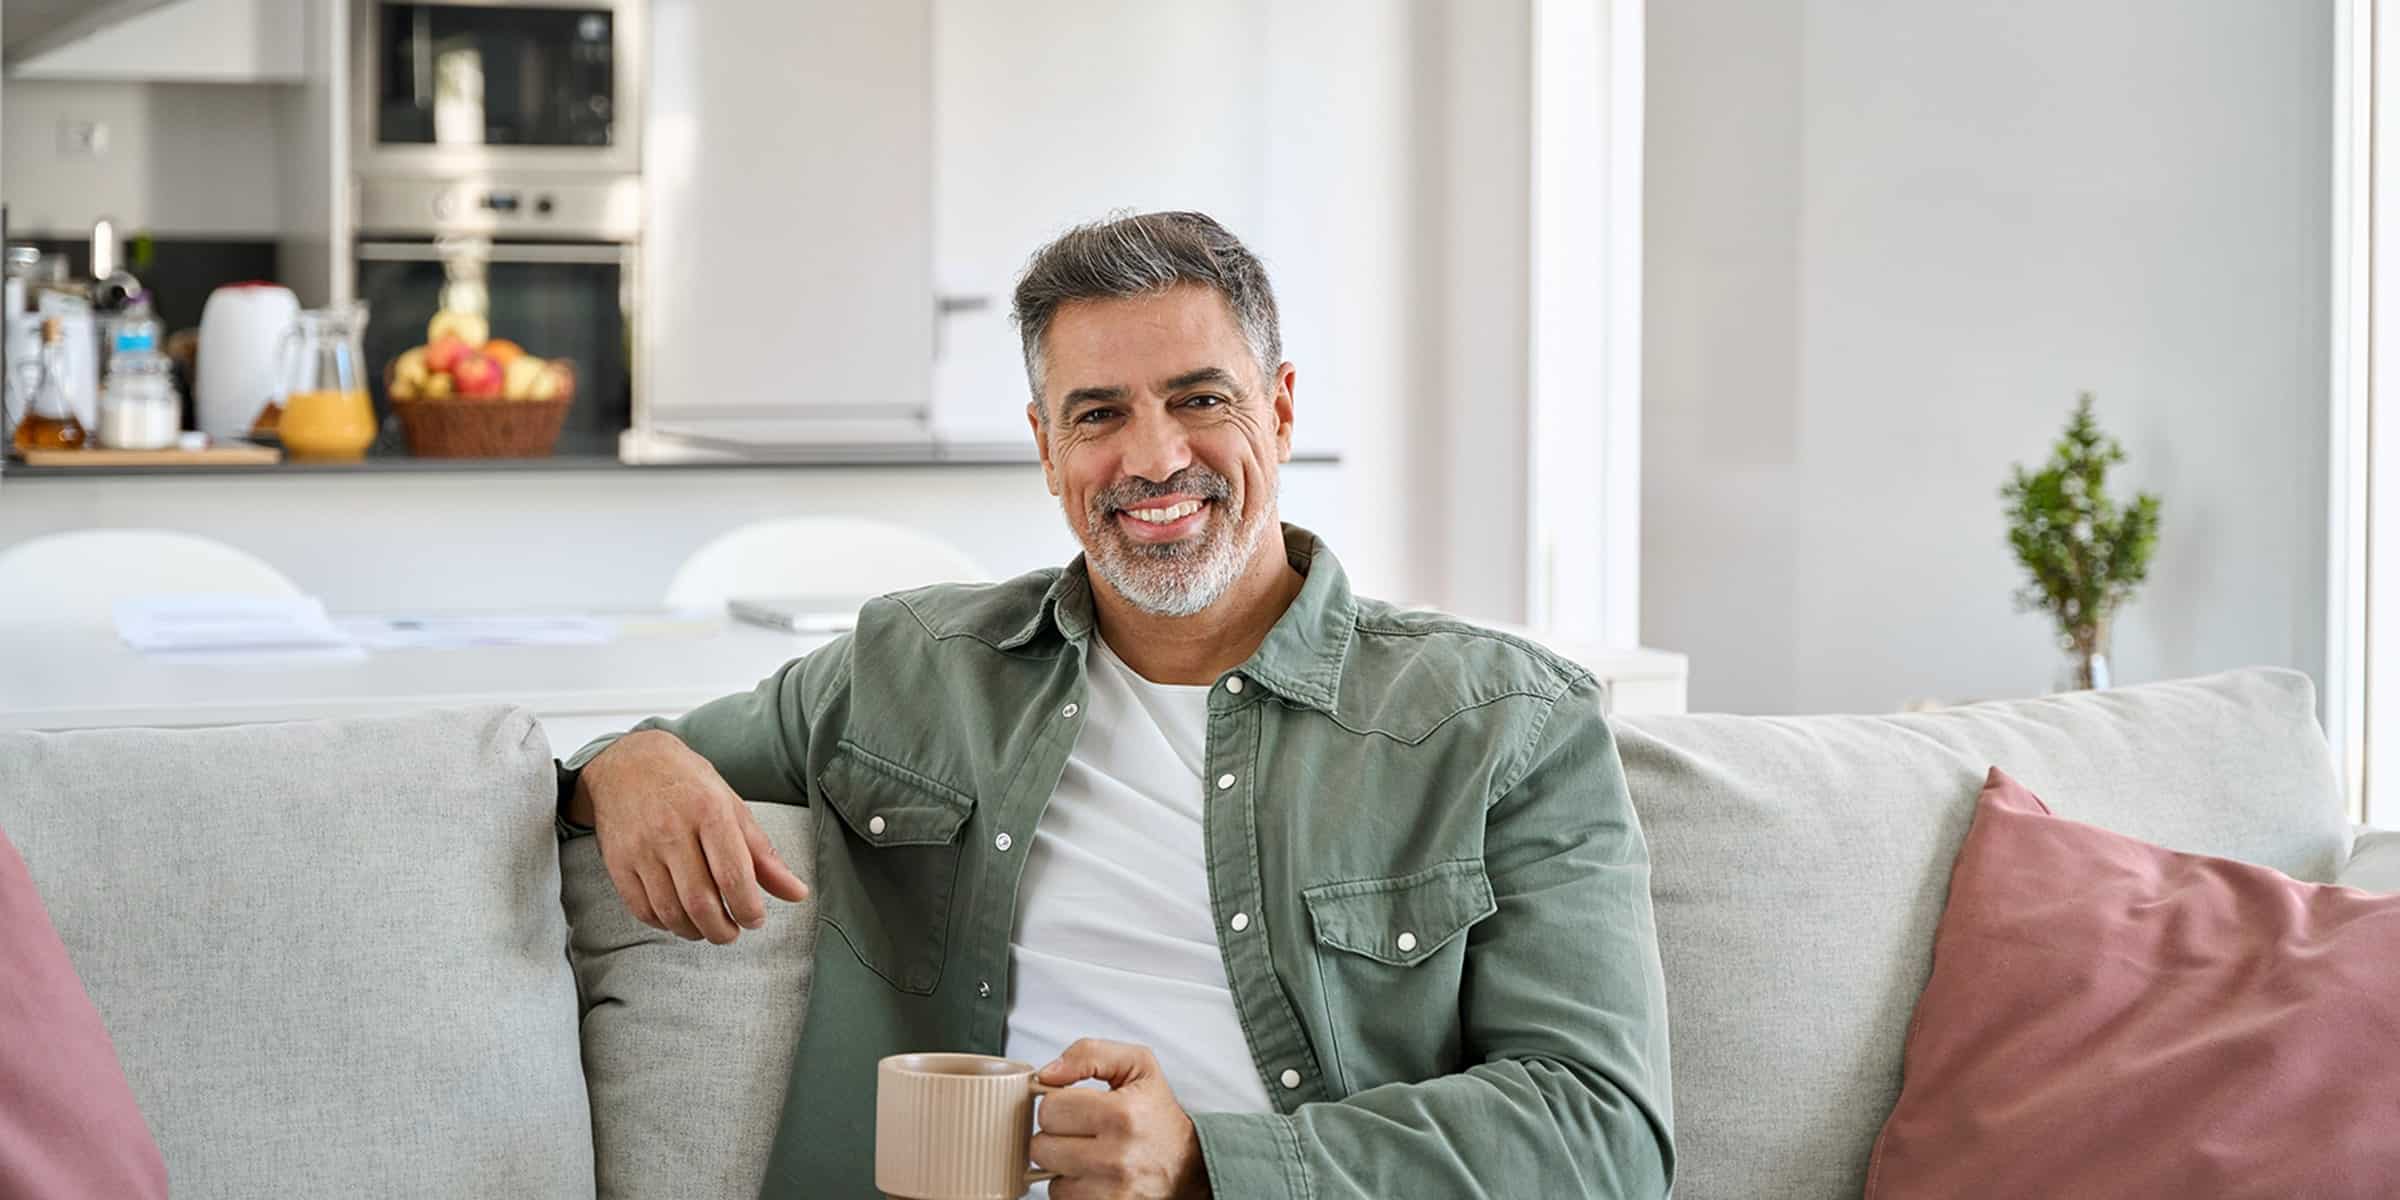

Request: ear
left=1028, top=401, right=1060, bottom=495
left=1272, top=362, right=1297, bottom=463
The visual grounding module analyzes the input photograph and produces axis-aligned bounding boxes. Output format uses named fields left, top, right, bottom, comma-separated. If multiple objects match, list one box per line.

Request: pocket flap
left=817, top=742, right=974, bottom=846
left=1301, top=859, right=1497, bottom=967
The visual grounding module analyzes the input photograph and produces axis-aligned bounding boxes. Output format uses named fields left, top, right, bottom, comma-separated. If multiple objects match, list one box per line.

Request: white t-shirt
left=1003, top=635, right=1277, bottom=1119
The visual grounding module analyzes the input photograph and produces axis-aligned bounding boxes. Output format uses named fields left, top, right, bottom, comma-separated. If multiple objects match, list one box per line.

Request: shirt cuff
left=1190, top=1111, right=1307, bottom=1200
left=553, top=759, right=595, bottom=841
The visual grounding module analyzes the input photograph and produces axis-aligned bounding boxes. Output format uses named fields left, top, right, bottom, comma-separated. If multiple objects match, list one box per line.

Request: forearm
left=555, top=640, right=845, bottom=835
left=1192, top=1056, right=1670, bottom=1200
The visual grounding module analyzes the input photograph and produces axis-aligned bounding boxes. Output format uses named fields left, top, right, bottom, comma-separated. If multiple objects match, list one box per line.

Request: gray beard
left=1081, top=473, right=1277, bottom=618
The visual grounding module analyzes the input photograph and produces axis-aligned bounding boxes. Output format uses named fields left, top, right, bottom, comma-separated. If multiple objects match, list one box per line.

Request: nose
left=1119, top=405, right=1194, bottom=483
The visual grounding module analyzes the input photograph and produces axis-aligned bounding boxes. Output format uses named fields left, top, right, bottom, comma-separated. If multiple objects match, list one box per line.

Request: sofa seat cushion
left=1867, top=769, right=2400, bottom=1198
left=0, top=706, right=593, bottom=1198
left=1615, top=668, right=2346, bottom=1200
left=561, top=801, right=817, bottom=1200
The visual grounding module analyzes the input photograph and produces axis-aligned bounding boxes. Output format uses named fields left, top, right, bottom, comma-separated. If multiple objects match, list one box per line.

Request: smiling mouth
left=1121, top=499, right=1206, bottom=525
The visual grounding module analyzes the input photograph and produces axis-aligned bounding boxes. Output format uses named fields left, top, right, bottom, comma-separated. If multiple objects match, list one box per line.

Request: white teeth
left=1127, top=500, right=1203, bottom=523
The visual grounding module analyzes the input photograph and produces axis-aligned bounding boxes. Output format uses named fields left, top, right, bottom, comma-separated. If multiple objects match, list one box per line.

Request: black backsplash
left=23, top=237, right=281, bottom=340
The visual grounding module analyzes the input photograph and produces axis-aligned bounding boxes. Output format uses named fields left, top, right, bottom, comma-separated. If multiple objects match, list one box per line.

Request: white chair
left=664, top=516, right=990, bottom=611
left=0, top=529, right=304, bottom=625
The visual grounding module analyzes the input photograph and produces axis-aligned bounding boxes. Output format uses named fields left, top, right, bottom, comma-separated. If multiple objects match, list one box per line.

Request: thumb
left=742, top=812, right=811, bottom=903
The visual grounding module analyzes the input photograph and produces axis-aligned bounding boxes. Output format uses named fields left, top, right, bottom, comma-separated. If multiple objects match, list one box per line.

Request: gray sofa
left=4, top=667, right=2391, bottom=1198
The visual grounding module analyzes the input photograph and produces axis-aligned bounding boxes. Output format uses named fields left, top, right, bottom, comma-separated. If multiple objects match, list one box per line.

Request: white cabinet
left=634, top=0, right=935, bottom=458
left=928, top=0, right=1269, bottom=445
left=632, top=0, right=1345, bottom=460
left=8, top=0, right=305, bottom=83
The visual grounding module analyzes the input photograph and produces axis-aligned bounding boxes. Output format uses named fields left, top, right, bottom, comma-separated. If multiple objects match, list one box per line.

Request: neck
left=1090, top=523, right=1306, bottom=685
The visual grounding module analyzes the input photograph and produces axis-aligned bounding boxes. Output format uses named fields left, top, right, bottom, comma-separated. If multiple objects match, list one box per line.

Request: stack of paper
left=113, top=594, right=363, bottom=659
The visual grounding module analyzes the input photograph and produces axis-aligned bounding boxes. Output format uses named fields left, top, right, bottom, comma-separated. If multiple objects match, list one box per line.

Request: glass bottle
left=13, top=318, right=87, bottom=452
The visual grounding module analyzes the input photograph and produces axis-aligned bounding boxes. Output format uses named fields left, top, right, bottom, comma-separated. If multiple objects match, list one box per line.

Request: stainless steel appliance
left=353, top=0, right=644, bottom=177
left=352, top=176, right=639, bottom=452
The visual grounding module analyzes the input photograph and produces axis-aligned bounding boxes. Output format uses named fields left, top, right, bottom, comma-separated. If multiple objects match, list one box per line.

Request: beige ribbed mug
left=876, top=1053, right=1065, bottom=1200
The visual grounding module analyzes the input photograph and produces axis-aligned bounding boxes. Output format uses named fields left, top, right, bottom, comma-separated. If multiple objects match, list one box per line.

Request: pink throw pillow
left=0, top=824, right=168, bottom=1199
left=1866, top=768, right=2400, bottom=1198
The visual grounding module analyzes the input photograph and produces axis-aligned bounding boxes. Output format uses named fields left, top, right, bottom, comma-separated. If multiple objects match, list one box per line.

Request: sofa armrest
left=2340, top=826, right=2400, bottom=893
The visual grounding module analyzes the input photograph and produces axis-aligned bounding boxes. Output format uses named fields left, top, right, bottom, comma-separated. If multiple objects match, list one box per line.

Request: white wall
left=1, top=78, right=288, bottom=237
left=1645, top=0, right=2334, bottom=713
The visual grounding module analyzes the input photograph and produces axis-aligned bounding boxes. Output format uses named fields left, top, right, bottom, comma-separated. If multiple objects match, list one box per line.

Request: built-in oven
left=353, top=0, right=643, bottom=177
left=352, top=176, right=640, bottom=454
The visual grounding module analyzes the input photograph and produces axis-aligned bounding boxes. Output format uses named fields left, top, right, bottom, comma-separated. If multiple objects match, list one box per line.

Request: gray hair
left=1011, top=211, right=1281, bottom=421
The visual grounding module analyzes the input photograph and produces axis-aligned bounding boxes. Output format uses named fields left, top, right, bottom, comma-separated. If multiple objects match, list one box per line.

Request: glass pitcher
left=277, top=302, right=376, bottom=458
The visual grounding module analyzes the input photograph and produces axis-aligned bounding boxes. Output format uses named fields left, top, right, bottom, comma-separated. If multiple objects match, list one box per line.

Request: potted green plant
left=2000, top=393, right=2162, bottom=690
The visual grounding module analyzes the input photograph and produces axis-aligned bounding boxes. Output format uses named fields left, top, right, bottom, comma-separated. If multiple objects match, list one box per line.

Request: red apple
left=424, top=335, right=470, bottom=374
left=453, top=351, right=504, bottom=399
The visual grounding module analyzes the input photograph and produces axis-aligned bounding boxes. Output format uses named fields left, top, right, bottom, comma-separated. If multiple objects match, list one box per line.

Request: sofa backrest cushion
left=0, top=706, right=593, bottom=1199
left=561, top=801, right=817, bottom=1199
left=1615, top=667, right=2345, bottom=1200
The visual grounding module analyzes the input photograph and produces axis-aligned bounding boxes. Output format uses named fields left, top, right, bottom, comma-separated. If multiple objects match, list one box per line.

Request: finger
left=740, top=807, right=811, bottom=903
left=664, top=836, right=741, bottom=944
left=698, top=805, right=766, bottom=930
left=1040, top=1038, right=1156, bottom=1088
left=602, top=851, right=661, bottom=929
left=637, top=861, right=702, bottom=941
left=1029, top=1131, right=1105, bottom=1180
left=1031, top=1088, right=1124, bottom=1138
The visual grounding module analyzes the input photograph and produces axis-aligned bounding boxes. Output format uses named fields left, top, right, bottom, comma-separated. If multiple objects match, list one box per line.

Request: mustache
left=1089, top=467, right=1233, bottom=516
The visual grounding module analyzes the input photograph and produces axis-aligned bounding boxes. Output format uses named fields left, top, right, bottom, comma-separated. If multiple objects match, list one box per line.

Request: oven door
left=354, top=0, right=644, bottom=176
left=355, top=239, right=635, bottom=455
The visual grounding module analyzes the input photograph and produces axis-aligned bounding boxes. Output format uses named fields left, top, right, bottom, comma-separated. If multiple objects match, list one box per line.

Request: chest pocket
left=813, top=741, right=975, bottom=995
left=1300, top=859, right=1497, bottom=1090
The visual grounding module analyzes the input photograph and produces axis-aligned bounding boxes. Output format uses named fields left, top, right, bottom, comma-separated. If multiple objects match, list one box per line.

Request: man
left=560, top=211, right=1674, bottom=1198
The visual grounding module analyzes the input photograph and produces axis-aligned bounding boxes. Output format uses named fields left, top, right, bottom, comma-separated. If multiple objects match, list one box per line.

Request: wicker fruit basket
left=387, top=362, right=575, bottom=457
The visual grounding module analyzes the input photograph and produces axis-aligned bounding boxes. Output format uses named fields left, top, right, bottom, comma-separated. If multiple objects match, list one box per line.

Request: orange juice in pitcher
left=277, top=304, right=376, bottom=458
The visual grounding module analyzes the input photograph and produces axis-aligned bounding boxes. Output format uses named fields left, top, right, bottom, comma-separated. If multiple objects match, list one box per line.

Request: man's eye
left=1185, top=394, right=1226, bottom=409
left=1076, top=408, right=1117, bottom=425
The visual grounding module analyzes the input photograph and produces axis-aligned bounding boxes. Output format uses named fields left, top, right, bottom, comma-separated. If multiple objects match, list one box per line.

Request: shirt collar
left=997, top=523, right=1357, bottom=714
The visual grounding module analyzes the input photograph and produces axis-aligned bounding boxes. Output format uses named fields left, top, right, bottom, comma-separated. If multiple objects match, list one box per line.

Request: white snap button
left=867, top=815, right=886, bottom=836
left=1225, top=676, right=1244, bottom=694
left=995, top=832, right=1013, bottom=852
left=1216, top=773, right=1236, bottom=790
left=1280, top=1069, right=1301, bottom=1089
left=977, top=980, right=992, bottom=998
left=1230, top=912, right=1250, bottom=932
left=1062, top=703, right=1079, bottom=718
left=1396, top=931, right=1418, bottom=953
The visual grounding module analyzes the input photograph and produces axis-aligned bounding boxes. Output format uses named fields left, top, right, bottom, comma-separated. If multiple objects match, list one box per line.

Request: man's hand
left=1031, top=1039, right=1211, bottom=1200
left=576, top=729, right=809, bottom=944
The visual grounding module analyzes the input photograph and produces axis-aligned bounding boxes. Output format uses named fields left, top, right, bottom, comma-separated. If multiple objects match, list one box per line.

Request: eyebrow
left=1059, top=366, right=1247, bottom=418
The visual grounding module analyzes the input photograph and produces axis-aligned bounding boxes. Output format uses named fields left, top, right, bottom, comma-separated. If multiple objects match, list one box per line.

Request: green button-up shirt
left=560, top=525, right=1674, bottom=1198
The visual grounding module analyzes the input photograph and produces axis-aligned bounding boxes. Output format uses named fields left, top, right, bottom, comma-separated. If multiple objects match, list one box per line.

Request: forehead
left=1041, top=285, right=1250, bottom=397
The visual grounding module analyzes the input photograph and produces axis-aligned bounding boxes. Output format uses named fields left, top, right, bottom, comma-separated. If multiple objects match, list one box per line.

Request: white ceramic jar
left=196, top=282, right=299, bottom=438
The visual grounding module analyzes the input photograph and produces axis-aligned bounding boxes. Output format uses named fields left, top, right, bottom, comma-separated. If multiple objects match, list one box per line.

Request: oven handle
left=356, top=241, right=632, bottom=266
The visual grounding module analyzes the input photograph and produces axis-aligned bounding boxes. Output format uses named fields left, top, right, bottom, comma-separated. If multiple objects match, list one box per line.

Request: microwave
left=353, top=0, right=645, bottom=177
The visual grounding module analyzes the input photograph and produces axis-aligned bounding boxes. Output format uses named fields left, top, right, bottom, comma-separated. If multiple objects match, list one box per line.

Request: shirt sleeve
left=1190, top=673, right=1676, bottom=1199
left=552, top=634, right=854, bottom=841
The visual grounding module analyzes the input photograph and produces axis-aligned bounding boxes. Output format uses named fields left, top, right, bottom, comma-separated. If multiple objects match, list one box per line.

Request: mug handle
left=1024, top=1080, right=1067, bottom=1186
